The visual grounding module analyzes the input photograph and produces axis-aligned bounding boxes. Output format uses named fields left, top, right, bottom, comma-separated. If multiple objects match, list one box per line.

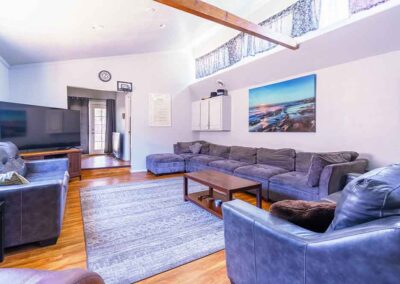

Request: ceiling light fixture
left=91, top=25, right=105, bottom=31
left=159, top=24, right=167, bottom=29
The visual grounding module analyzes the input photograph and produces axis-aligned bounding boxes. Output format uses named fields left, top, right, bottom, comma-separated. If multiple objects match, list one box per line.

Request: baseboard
left=130, top=168, right=147, bottom=173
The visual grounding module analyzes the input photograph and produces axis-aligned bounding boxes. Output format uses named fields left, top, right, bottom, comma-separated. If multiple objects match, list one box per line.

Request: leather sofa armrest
left=25, top=158, right=69, bottom=173
left=0, top=180, right=64, bottom=247
left=222, top=200, right=319, bottom=284
left=319, top=159, right=368, bottom=198
left=306, top=216, right=400, bottom=283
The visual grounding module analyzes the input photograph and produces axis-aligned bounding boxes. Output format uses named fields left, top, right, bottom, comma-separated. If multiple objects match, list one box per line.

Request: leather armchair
left=223, top=199, right=400, bottom=284
left=0, top=158, right=69, bottom=248
left=0, top=268, right=104, bottom=284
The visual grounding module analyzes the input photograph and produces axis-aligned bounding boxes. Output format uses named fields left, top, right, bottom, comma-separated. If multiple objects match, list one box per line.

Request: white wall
left=193, top=51, right=400, bottom=169
left=0, top=56, right=9, bottom=101
left=9, top=50, right=195, bottom=171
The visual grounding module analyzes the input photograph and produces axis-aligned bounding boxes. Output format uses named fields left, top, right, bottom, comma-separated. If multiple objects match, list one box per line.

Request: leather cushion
left=229, top=146, right=257, bottom=164
left=209, top=144, right=230, bottom=159
left=271, top=200, right=336, bottom=232
left=257, top=148, right=296, bottom=171
left=328, top=164, right=400, bottom=231
left=307, top=154, right=349, bottom=187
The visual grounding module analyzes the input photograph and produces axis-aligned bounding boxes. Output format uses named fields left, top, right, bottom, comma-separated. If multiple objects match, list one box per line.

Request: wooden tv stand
left=20, top=148, right=82, bottom=180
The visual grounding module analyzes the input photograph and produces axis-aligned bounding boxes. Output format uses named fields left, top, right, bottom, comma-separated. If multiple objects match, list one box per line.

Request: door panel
left=89, top=102, right=107, bottom=154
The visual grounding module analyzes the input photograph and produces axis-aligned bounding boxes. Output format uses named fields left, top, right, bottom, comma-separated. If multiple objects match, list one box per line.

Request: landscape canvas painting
left=249, top=74, right=316, bottom=132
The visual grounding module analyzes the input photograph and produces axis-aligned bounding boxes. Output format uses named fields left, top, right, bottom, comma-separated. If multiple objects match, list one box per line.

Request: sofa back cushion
left=229, top=146, right=257, bottom=164
left=209, top=144, right=230, bottom=159
left=296, top=151, right=359, bottom=172
left=328, top=164, right=400, bottom=231
left=257, top=148, right=296, bottom=171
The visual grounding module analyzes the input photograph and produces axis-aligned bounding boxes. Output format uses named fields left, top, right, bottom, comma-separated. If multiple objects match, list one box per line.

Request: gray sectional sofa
left=146, top=141, right=368, bottom=201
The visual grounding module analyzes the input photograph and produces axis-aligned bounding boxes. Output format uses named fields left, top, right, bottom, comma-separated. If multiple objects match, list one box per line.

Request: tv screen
left=0, top=101, right=81, bottom=151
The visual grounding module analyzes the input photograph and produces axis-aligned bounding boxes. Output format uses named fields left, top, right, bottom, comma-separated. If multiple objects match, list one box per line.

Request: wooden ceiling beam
left=154, top=0, right=299, bottom=50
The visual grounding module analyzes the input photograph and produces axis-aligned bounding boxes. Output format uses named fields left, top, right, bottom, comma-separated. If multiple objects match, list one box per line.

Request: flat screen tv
left=0, top=101, right=81, bottom=151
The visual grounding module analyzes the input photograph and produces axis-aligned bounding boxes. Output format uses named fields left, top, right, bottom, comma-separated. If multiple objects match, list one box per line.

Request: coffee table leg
left=183, top=176, right=188, bottom=201
left=256, top=185, right=262, bottom=208
left=228, top=191, right=233, bottom=201
left=208, top=187, right=213, bottom=198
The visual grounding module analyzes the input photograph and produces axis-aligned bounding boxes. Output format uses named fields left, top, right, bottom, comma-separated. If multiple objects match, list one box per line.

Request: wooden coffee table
left=183, top=170, right=262, bottom=218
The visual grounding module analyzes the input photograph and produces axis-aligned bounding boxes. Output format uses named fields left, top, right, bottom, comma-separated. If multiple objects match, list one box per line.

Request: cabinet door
left=200, top=100, right=209, bottom=130
left=192, top=101, right=201, bottom=130
left=209, top=97, right=222, bottom=130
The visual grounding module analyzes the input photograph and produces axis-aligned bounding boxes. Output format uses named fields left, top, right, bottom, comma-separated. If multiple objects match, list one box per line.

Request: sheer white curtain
left=319, top=0, right=350, bottom=29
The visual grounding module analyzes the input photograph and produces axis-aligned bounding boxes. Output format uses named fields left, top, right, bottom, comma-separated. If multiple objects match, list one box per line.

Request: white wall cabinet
left=192, top=96, right=231, bottom=131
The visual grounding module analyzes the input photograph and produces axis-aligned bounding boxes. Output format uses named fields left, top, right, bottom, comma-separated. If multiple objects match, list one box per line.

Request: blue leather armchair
left=223, top=199, right=400, bottom=284
left=0, top=142, right=69, bottom=248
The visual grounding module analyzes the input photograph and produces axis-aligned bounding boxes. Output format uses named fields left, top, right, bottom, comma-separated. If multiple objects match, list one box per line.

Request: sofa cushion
left=307, top=154, right=350, bottom=187
left=328, top=164, right=400, bottom=231
left=209, top=160, right=249, bottom=173
left=200, top=143, right=210, bottom=155
left=257, top=148, right=296, bottom=171
left=234, top=164, right=288, bottom=180
left=229, top=146, right=257, bottom=164
left=179, top=153, right=197, bottom=161
left=270, top=171, right=316, bottom=192
left=189, top=155, right=225, bottom=166
left=270, top=200, right=336, bottom=233
left=209, top=144, right=230, bottom=159
left=296, top=151, right=359, bottom=172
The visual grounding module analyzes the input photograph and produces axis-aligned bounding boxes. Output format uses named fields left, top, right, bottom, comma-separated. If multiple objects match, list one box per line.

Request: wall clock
left=98, top=70, right=112, bottom=82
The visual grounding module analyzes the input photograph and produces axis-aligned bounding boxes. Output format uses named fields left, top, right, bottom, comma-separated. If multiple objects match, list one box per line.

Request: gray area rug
left=80, top=178, right=225, bottom=284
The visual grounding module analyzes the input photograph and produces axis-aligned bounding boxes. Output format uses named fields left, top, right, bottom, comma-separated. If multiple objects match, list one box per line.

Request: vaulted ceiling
left=0, top=0, right=272, bottom=65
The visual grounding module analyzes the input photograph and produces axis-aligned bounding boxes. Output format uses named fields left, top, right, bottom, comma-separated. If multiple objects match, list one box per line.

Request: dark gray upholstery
left=234, top=164, right=288, bottom=180
left=208, top=160, right=249, bottom=174
left=307, top=154, right=350, bottom=187
left=186, top=154, right=224, bottom=172
left=229, top=146, right=257, bottom=164
left=146, top=154, right=185, bottom=175
left=0, top=143, right=69, bottom=248
left=0, top=268, right=104, bottom=284
left=147, top=141, right=368, bottom=201
left=296, top=151, right=359, bottom=172
left=257, top=148, right=296, bottom=171
left=209, top=144, right=230, bottom=158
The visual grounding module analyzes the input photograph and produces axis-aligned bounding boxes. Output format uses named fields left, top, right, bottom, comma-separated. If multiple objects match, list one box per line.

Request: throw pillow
left=307, top=154, right=349, bottom=187
left=328, top=164, right=400, bottom=232
left=0, top=171, right=29, bottom=186
left=189, top=143, right=202, bottom=154
left=270, top=200, right=336, bottom=233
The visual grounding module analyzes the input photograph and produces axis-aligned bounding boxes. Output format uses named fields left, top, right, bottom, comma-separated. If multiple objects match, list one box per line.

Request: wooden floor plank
left=0, top=168, right=269, bottom=283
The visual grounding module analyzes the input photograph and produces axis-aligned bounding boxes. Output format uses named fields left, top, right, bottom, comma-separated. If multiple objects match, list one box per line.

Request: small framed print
left=117, top=81, right=133, bottom=92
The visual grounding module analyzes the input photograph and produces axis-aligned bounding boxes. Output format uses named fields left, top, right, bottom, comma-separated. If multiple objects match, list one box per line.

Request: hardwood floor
left=0, top=168, right=269, bottom=283
left=81, top=154, right=131, bottom=170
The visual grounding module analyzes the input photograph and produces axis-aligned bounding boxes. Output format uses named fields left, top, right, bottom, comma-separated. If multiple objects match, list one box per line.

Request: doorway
left=67, top=86, right=131, bottom=170
left=89, top=100, right=107, bottom=155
